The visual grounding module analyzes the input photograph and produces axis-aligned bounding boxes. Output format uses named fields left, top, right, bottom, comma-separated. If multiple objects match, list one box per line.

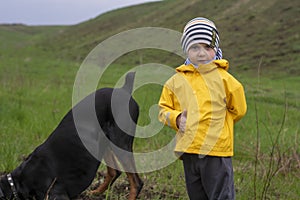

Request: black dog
left=0, top=72, right=143, bottom=200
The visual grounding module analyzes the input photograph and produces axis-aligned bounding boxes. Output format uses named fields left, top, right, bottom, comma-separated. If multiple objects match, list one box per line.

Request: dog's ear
left=122, top=72, right=136, bottom=94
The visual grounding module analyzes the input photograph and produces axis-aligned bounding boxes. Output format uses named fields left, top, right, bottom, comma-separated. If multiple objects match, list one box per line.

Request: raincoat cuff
left=170, top=110, right=182, bottom=131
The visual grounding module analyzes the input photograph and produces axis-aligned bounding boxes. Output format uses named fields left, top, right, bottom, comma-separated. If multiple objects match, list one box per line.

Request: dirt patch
left=0, top=171, right=183, bottom=200
left=79, top=171, right=182, bottom=200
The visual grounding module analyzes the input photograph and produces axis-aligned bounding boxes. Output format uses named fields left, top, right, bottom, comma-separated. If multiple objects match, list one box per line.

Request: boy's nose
left=198, top=47, right=207, bottom=56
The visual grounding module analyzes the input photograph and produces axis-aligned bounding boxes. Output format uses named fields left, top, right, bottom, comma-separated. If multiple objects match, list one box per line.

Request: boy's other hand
left=177, top=109, right=187, bottom=133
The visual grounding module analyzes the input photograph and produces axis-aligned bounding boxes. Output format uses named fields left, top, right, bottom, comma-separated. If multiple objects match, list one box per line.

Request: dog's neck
left=0, top=173, right=22, bottom=200
left=0, top=186, right=5, bottom=199
left=0, top=175, right=10, bottom=200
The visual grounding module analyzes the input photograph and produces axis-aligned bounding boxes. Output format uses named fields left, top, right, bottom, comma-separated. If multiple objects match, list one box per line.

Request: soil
left=0, top=171, right=182, bottom=200
left=79, top=171, right=181, bottom=200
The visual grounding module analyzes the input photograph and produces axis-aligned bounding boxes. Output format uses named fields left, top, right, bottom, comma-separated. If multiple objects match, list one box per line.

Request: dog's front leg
left=91, top=151, right=122, bottom=194
left=91, top=166, right=121, bottom=194
left=126, top=172, right=144, bottom=200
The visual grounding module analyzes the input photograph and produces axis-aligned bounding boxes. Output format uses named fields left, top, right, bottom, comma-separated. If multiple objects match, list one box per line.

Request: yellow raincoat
left=158, top=59, right=247, bottom=157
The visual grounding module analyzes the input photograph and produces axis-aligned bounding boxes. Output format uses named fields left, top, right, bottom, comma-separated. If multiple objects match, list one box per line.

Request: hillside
left=1, top=0, right=299, bottom=76
left=32, top=0, right=300, bottom=76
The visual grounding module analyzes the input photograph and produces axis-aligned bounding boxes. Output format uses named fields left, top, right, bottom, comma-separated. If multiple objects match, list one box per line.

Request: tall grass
left=232, top=60, right=300, bottom=199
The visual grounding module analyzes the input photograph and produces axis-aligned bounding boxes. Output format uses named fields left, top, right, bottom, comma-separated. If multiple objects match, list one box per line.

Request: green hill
left=1, top=0, right=299, bottom=75
left=39, top=0, right=300, bottom=75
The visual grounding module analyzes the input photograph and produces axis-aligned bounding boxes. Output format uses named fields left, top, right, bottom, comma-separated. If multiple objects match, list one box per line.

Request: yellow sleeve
left=158, top=84, right=181, bottom=131
left=227, top=83, right=247, bottom=123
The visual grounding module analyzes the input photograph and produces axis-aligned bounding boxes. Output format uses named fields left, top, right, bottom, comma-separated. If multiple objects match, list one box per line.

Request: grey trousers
left=182, top=154, right=235, bottom=200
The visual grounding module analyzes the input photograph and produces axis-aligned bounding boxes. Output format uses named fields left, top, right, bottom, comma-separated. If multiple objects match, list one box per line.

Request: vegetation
left=0, top=0, right=299, bottom=199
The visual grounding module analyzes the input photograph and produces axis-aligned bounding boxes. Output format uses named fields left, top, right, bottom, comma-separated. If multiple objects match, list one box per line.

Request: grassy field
left=0, top=0, right=299, bottom=199
left=0, top=57, right=299, bottom=199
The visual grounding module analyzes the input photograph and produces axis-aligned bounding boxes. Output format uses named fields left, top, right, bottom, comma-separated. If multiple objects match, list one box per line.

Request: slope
left=32, top=0, right=300, bottom=76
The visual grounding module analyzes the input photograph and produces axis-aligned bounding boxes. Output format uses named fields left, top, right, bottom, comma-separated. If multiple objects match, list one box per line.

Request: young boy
left=158, top=17, right=247, bottom=200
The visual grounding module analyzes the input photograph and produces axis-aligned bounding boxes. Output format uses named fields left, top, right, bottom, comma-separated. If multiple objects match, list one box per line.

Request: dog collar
left=7, top=174, right=20, bottom=200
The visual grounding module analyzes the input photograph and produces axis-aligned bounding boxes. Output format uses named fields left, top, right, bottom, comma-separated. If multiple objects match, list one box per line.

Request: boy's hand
left=176, top=109, right=187, bottom=133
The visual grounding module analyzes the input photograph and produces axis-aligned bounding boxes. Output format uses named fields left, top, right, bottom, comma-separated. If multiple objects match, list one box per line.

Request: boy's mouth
left=198, top=59, right=213, bottom=64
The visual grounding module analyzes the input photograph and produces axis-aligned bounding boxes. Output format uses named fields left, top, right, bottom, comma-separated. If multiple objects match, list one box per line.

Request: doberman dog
left=0, top=72, right=143, bottom=200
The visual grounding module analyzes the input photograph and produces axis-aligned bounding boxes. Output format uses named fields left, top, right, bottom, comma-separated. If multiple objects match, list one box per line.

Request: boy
left=158, top=17, right=247, bottom=200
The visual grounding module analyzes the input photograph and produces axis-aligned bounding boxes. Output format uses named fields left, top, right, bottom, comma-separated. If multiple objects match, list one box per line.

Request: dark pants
left=182, top=154, right=235, bottom=200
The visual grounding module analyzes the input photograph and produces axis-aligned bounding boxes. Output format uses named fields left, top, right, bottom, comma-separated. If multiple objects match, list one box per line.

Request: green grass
left=1, top=62, right=299, bottom=199
left=0, top=0, right=299, bottom=199
left=233, top=79, right=300, bottom=199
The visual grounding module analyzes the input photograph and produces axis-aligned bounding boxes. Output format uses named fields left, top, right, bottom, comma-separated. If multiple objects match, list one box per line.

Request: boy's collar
left=180, top=58, right=230, bottom=72
left=184, top=58, right=197, bottom=67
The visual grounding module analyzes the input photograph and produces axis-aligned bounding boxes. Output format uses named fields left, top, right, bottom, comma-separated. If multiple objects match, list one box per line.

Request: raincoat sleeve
left=158, top=83, right=181, bottom=131
left=226, top=81, right=247, bottom=123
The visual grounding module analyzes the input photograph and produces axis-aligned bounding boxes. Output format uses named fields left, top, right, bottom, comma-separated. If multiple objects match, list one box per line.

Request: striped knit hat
left=181, top=17, right=221, bottom=57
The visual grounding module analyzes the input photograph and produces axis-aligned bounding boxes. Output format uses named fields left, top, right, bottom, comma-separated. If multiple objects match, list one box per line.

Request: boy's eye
left=190, top=44, right=212, bottom=51
left=204, top=44, right=211, bottom=49
left=190, top=45, right=200, bottom=50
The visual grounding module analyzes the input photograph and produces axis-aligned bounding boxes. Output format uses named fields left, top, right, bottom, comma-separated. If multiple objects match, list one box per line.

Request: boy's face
left=187, top=43, right=216, bottom=65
